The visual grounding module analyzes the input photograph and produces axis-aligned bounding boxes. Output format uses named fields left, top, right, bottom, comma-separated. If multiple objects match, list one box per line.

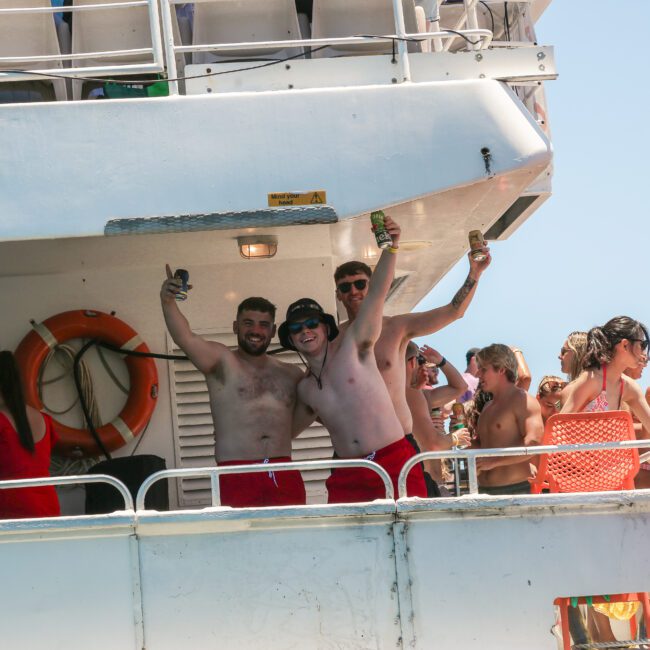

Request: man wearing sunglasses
left=332, top=231, right=491, bottom=463
left=160, top=264, right=307, bottom=508
left=278, top=217, right=428, bottom=503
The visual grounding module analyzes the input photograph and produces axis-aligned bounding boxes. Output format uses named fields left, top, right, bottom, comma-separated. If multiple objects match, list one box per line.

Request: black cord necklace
left=307, top=338, right=329, bottom=390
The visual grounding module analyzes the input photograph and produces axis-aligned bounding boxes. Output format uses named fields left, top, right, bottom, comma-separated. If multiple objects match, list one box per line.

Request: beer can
left=450, top=401, right=466, bottom=431
left=370, top=210, right=393, bottom=249
left=468, top=230, right=487, bottom=262
left=174, top=268, right=189, bottom=301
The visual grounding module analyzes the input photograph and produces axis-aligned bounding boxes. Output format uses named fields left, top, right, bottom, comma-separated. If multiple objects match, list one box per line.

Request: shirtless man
left=472, top=344, right=544, bottom=495
left=160, top=265, right=306, bottom=508
left=405, top=342, right=469, bottom=491
left=279, top=218, right=427, bottom=503
left=333, top=236, right=490, bottom=451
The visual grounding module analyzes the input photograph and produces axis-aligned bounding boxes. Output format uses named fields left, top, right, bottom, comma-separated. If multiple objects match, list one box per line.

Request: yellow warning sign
left=268, top=190, right=326, bottom=207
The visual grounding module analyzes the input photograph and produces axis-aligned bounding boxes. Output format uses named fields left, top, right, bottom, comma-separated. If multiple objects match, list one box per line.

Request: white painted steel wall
left=0, top=80, right=550, bottom=240
left=1, top=493, right=648, bottom=649
left=137, top=504, right=401, bottom=649
left=0, top=513, right=141, bottom=650
left=399, top=493, right=650, bottom=649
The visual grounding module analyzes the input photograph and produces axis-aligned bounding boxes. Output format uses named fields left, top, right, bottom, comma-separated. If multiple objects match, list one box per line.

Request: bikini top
left=584, top=365, right=623, bottom=413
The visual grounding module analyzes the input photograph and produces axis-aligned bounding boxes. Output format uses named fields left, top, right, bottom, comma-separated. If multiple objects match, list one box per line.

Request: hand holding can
left=174, top=269, right=190, bottom=301
left=370, top=210, right=393, bottom=249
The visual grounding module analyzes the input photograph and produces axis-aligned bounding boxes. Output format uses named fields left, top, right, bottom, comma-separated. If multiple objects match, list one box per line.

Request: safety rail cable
left=0, top=0, right=164, bottom=81
left=0, top=473, right=133, bottom=510
left=398, top=439, right=650, bottom=498
left=136, top=459, right=394, bottom=510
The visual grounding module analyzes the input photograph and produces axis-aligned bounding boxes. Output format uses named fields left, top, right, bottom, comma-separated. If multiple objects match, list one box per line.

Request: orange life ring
left=14, top=310, right=158, bottom=457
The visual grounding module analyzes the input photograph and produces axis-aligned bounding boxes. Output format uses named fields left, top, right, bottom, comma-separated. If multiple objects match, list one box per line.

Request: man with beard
left=160, top=265, right=306, bottom=507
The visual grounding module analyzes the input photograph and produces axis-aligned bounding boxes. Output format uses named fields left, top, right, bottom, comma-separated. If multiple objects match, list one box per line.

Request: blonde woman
left=559, top=331, right=588, bottom=382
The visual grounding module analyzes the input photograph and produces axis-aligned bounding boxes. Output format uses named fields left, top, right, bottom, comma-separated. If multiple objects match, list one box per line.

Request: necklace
left=305, top=339, right=329, bottom=390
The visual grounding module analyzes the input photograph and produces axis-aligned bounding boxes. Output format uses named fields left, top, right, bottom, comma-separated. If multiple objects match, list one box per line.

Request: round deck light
left=237, top=235, right=278, bottom=259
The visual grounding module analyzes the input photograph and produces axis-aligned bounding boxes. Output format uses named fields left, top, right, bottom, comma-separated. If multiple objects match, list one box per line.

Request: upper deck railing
left=0, top=0, right=550, bottom=102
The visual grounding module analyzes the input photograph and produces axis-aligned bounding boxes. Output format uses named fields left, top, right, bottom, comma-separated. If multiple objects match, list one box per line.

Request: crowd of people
left=1, top=216, right=649, bottom=517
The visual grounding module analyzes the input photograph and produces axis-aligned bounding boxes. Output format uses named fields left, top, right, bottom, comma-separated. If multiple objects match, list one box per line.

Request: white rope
left=39, top=343, right=103, bottom=474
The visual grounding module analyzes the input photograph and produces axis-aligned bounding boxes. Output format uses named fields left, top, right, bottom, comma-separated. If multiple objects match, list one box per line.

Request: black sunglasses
left=631, top=338, right=649, bottom=352
left=337, top=279, right=368, bottom=294
left=288, top=317, right=321, bottom=335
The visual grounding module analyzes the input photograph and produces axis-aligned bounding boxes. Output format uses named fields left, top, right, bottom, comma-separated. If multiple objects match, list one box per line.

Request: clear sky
left=414, top=1, right=650, bottom=390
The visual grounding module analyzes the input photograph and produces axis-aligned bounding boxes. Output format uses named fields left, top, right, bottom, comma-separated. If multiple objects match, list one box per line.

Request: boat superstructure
left=3, top=3, right=644, bottom=649
left=0, top=0, right=556, bottom=507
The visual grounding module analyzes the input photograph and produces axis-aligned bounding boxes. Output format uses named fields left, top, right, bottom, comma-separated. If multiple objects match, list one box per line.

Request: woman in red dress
left=0, top=350, right=60, bottom=519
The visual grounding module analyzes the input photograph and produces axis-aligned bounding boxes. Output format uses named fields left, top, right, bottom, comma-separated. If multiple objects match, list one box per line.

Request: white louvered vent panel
left=168, top=334, right=333, bottom=507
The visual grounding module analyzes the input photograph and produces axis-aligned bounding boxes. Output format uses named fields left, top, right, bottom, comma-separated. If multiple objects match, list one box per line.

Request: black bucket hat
left=278, top=298, right=339, bottom=350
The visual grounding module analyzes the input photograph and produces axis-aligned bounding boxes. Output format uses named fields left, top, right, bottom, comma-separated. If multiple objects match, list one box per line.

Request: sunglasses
left=631, top=339, right=649, bottom=352
left=559, top=347, right=570, bottom=355
left=288, top=317, right=321, bottom=334
left=337, top=279, right=368, bottom=294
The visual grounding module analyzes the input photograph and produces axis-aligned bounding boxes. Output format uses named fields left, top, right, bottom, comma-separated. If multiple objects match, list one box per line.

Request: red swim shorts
left=326, top=437, right=427, bottom=504
left=218, top=457, right=306, bottom=508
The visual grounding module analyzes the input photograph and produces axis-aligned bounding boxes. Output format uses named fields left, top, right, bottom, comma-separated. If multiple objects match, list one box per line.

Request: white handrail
left=0, top=473, right=134, bottom=511
left=169, top=30, right=492, bottom=56
left=136, top=459, right=394, bottom=510
left=397, top=439, right=650, bottom=498
left=0, top=1, right=148, bottom=14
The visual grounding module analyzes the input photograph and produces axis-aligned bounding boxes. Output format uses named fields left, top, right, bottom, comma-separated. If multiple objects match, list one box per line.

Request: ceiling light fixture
left=237, top=235, right=278, bottom=260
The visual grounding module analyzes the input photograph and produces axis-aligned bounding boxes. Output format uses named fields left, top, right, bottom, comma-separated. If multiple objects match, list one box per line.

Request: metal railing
left=398, top=439, right=650, bottom=499
left=0, top=0, right=496, bottom=97
left=0, top=473, right=134, bottom=511
left=136, top=459, right=394, bottom=510
left=0, top=0, right=164, bottom=84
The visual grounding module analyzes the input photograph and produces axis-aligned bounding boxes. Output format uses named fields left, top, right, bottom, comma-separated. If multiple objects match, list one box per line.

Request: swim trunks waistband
left=478, top=480, right=531, bottom=496
left=218, top=456, right=292, bottom=466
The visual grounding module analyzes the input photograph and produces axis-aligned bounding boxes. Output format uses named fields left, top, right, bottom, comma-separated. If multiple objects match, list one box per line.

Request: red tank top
left=0, top=411, right=60, bottom=519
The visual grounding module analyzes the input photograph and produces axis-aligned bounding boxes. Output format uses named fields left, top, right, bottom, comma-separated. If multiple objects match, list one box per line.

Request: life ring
left=14, top=310, right=158, bottom=457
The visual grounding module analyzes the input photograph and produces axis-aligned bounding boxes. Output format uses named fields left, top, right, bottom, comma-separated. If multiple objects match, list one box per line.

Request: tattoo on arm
left=451, top=275, right=476, bottom=310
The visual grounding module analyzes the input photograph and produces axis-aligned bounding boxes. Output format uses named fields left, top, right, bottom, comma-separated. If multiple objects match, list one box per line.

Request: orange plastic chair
left=555, top=593, right=650, bottom=650
left=530, top=411, right=639, bottom=494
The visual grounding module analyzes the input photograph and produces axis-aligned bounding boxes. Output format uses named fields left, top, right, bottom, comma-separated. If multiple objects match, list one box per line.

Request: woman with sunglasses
left=561, top=316, right=650, bottom=433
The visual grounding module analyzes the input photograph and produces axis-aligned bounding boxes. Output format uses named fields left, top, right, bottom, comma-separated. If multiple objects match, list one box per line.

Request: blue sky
left=414, top=1, right=650, bottom=389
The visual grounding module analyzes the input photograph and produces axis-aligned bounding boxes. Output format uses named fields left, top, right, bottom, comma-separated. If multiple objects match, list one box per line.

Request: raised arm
left=419, top=345, right=468, bottom=408
left=160, top=264, right=227, bottom=375
left=395, top=247, right=491, bottom=340
left=511, top=347, right=532, bottom=392
left=348, top=216, right=400, bottom=350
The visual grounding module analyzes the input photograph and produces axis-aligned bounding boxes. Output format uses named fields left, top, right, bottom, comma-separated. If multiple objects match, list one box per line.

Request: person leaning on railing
left=0, top=351, right=60, bottom=519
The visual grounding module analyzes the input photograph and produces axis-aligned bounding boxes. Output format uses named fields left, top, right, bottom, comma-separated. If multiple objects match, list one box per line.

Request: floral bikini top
left=584, top=365, right=623, bottom=413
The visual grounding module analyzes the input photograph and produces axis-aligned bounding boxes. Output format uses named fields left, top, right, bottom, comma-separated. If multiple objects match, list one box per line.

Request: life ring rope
left=15, top=310, right=159, bottom=458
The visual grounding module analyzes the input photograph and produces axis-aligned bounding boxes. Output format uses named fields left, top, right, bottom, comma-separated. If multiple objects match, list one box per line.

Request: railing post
left=427, top=0, right=444, bottom=52
left=466, top=454, right=479, bottom=495
left=158, top=0, right=179, bottom=95
left=391, top=0, right=411, bottom=82
left=463, top=0, right=480, bottom=51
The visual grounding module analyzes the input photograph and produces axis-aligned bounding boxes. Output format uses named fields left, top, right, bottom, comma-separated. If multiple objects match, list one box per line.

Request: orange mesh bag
left=531, top=411, right=639, bottom=493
